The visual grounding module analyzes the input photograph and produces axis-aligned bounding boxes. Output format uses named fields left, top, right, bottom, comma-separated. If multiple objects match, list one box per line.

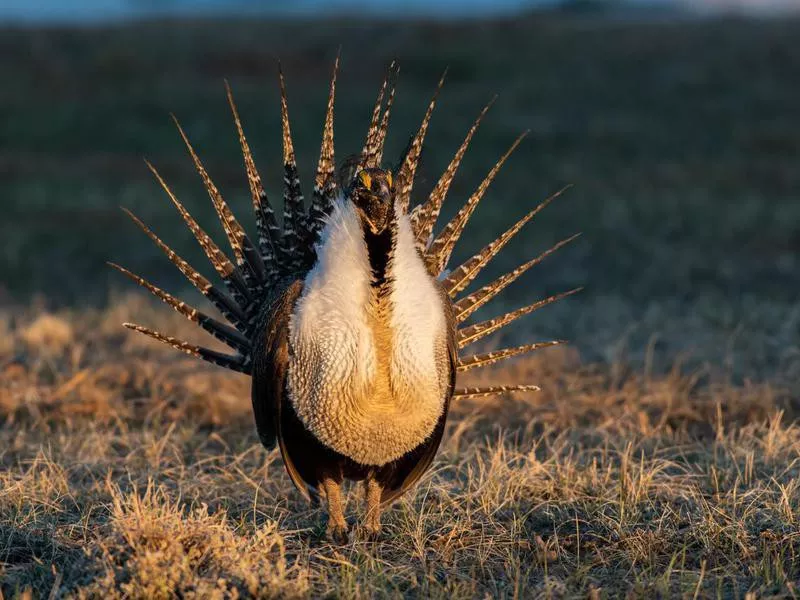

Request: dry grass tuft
left=19, top=314, right=74, bottom=354
left=81, top=480, right=308, bottom=599
left=1, top=299, right=798, bottom=598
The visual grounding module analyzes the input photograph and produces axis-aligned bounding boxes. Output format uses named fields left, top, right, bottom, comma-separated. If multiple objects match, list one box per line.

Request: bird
left=112, top=57, right=580, bottom=542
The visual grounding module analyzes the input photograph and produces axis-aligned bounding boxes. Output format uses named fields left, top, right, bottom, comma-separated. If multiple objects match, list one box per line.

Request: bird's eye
left=386, top=172, right=393, bottom=188
left=358, top=170, right=372, bottom=190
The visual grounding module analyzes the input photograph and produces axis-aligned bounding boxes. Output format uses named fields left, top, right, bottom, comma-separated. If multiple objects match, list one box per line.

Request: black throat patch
left=362, top=220, right=396, bottom=291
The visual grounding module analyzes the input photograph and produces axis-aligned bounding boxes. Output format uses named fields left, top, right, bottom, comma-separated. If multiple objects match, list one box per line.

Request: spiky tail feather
left=225, top=81, right=283, bottom=284
left=115, top=58, right=579, bottom=397
left=410, top=96, right=496, bottom=248
left=394, top=69, right=446, bottom=214
left=307, top=53, right=339, bottom=248
left=453, top=385, right=541, bottom=399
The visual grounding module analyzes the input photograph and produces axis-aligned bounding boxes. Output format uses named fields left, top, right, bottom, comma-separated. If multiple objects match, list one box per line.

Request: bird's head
left=349, top=168, right=395, bottom=234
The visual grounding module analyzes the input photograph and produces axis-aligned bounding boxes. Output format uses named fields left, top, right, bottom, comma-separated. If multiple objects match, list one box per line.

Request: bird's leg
left=363, top=476, right=383, bottom=537
left=321, top=477, right=348, bottom=543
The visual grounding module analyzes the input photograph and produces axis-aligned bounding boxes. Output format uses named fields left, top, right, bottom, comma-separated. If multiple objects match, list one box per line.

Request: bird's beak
left=377, top=180, right=392, bottom=202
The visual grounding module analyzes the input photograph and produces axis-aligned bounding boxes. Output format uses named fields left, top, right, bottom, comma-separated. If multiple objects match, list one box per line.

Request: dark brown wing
left=250, top=280, right=313, bottom=500
left=378, top=285, right=458, bottom=505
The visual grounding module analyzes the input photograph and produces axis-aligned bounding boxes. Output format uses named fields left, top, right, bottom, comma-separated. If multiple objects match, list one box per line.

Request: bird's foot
left=326, top=521, right=349, bottom=544
left=361, top=521, right=382, bottom=541
left=362, top=477, right=382, bottom=541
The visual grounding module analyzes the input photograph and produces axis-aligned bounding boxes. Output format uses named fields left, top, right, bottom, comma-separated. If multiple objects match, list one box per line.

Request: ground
left=1, top=13, right=799, bottom=599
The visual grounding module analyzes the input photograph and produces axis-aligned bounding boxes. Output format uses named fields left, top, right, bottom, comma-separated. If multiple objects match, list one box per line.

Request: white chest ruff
left=287, top=200, right=449, bottom=466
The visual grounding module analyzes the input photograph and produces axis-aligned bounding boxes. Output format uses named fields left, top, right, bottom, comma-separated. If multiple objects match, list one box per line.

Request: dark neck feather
left=362, top=214, right=397, bottom=291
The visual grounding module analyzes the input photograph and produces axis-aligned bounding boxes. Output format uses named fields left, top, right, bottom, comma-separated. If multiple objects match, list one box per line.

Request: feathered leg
left=321, top=477, right=348, bottom=543
left=363, top=476, right=383, bottom=538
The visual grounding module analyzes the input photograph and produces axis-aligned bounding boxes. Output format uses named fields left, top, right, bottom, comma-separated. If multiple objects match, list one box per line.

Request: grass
left=1, top=12, right=799, bottom=599
left=1, top=303, right=798, bottom=598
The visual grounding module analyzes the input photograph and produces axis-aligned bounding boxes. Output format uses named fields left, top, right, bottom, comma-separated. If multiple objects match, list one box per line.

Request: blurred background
left=1, top=0, right=798, bottom=379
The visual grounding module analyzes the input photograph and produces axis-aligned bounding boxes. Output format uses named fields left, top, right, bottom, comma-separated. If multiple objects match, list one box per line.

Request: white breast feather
left=388, top=209, right=446, bottom=417
left=287, top=198, right=448, bottom=466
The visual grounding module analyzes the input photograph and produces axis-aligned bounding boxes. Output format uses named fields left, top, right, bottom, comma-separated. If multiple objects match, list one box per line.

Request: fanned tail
left=116, top=59, right=580, bottom=394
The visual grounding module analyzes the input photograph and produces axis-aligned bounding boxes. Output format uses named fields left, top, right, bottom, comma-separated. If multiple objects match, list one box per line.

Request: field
left=1, top=13, right=800, bottom=599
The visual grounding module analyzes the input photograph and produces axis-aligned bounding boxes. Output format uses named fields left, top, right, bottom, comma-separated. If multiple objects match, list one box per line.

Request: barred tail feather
left=121, top=208, right=247, bottom=327
left=443, top=186, right=572, bottom=296
left=453, top=233, right=582, bottom=323
left=278, top=64, right=307, bottom=264
left=456, top=340, right=564, bottom=372
left=411, top=97, right=495, bottom=246
left=457, top=288, right=583, bottom=349
left=426, top=131, right=528, bottom=276
left=171, top=115, right=264, bottom=291
left=361, top=61, right=394, bottom=169
left=144, top=160, right=251, bottom=308
left=123, top=323, right=249, bottom=374
left=374, top=66, right=397, bottom=166
left=308, top=54, right=339, bottom=241
left=394, top=70, right=447, bottom=214
left=362, top=69, right=387, bottom=163
left=225, top=81, right=283, bottom=280
left=453, top=385, right=540, bottom=399
left=109, top=263, right=251, bottom=353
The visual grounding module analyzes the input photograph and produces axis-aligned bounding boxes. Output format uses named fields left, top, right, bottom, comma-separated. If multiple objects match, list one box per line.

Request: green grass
left=1, top=13, right=799, bottom=599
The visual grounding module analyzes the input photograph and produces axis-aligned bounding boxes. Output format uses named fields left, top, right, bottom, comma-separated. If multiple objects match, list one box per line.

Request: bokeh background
left=2, top=0, right=798, bottom=379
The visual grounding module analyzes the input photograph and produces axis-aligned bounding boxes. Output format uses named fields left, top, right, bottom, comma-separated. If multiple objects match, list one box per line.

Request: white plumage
left=288, top=198, right=447, bottom=465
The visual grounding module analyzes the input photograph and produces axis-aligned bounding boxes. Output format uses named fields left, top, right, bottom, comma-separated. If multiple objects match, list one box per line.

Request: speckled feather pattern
left=287, top=199, right=450, bottom=465
left=410, top=97, right=495, bottom=249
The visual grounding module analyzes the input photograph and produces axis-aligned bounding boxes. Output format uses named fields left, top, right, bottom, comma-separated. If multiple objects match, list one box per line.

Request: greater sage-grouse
left=113, top=58, right=579, bottom=541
